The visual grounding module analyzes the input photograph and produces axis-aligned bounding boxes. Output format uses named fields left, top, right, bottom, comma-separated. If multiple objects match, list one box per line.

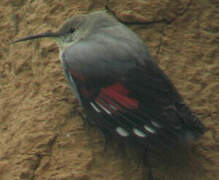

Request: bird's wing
left=62, top=37, right=205, bottom=149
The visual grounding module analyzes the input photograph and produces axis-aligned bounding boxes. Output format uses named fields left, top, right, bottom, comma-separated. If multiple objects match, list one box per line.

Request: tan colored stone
left=0, top=0, right=218, bottom=179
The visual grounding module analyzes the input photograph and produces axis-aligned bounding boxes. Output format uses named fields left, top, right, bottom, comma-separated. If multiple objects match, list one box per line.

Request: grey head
left=11, top=11, right=120, bottom=50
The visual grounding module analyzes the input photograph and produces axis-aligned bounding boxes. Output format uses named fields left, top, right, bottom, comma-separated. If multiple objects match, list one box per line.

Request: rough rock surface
left=0, top=0, right=218, bottom=179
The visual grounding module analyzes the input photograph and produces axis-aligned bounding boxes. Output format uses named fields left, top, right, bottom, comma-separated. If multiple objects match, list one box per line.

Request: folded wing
left=61, top=34, right=205, bottom=149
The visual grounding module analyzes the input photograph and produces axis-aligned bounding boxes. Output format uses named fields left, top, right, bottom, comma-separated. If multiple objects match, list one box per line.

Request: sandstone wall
left=0, top=0, right=218, bottom=179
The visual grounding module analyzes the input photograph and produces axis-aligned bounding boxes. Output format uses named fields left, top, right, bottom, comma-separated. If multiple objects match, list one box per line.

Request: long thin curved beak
left=11, top=32, right=62, bottom=44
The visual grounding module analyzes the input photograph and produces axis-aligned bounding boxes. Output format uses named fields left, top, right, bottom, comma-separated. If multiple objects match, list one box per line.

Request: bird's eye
left=69, top=27, right=75, bottom=33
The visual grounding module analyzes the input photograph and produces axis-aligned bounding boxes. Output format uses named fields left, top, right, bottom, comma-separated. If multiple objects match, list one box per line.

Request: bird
left=12, top=10, right=205, bottom=156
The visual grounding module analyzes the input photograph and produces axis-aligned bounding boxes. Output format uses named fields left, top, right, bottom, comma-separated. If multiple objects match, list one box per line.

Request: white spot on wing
left=144, top=125, right=156, bottom=134
left=96, top=102, right=111, bottom=114
left=133, top=128, right=147, bottom=138
left=116, top=127, right=129, bottom=137
left=151, top=121, right=162, bottom=128
left=90, top=102, right=101, bottom=113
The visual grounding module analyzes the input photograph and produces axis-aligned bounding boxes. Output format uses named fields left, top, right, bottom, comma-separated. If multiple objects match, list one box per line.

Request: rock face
left=0, top=0, right=218, bottom=179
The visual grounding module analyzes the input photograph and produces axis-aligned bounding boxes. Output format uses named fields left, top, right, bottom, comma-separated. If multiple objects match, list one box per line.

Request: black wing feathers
left=62, top=30, right=205, bottom=149
left=66, top=60, right=205, bottom=149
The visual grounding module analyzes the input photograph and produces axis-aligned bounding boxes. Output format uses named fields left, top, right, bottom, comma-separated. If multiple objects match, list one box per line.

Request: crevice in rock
left=31, top=134, right=58, bottom=180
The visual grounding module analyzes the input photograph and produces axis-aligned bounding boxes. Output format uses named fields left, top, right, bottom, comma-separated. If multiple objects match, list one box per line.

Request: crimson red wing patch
left=96, top=82, right=138, bottom=110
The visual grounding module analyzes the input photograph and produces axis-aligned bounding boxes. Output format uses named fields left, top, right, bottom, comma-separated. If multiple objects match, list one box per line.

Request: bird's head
left=12, top=11, right=119, bottom=50
left=11, top=14, right=87, bottom=50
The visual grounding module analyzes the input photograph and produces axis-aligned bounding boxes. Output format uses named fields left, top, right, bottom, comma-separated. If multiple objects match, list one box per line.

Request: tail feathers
left=175, top=102, right=206, bottom=140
